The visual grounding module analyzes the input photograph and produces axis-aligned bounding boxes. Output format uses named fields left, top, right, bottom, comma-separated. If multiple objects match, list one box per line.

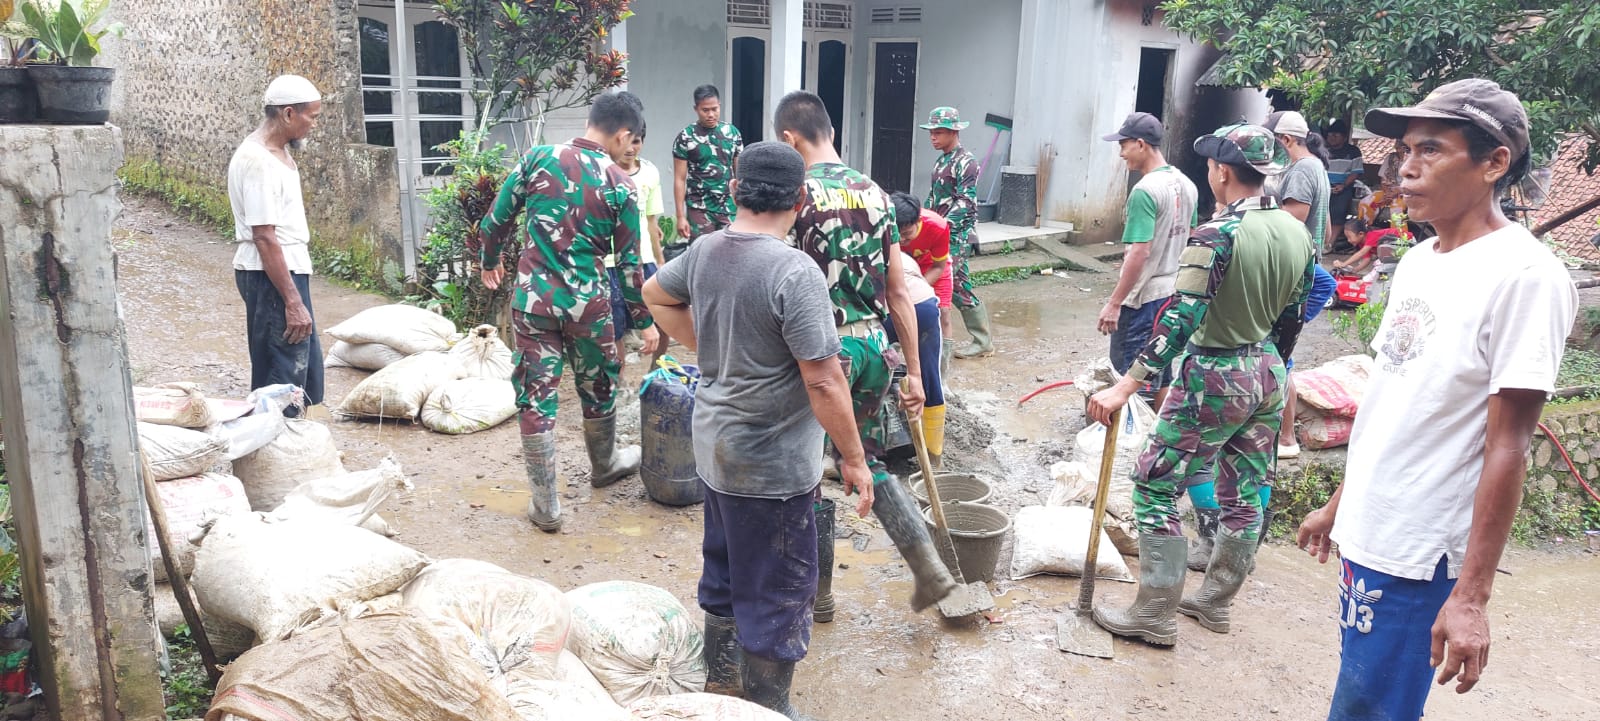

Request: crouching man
left=643, top=141, right=873, bottom=721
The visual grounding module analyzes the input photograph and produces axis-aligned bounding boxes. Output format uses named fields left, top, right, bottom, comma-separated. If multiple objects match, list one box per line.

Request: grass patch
left=1267, top=461, right=1342, bottom=538
left=162, top=625, right=214, bottom=719
left=118, top=158, right=233, bottom=237
left=970, top=262, right=1062, bottom=286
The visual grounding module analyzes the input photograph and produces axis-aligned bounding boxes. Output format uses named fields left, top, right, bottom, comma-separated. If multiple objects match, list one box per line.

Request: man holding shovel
left=775, top=91, right=960, bottom=617
left=1087, top=124, right=1315, bottom=646
left=923, top=106, right=993, bottom=360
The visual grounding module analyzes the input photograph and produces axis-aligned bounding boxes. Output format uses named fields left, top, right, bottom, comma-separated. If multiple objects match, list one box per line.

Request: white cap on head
left=263, top=75, right=322, bottom=106
left=1272, top=111, right=1311, bottom=139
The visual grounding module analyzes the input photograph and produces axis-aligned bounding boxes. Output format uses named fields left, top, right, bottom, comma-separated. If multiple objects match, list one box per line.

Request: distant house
left=106, top=0, right=1266, bottom=277
left=1533, top=136, right=1600, bottom=265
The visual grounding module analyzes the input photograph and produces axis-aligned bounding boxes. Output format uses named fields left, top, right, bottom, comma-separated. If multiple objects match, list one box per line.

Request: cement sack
left=326, top=304, right=459, bottom=355
left=565, top=581, right=707, bottom=704
left=629, top=694, right=789, bottom=721
left=325, top=340, right=411, bottom=371
left=147, top=473, right=252, bottom=581
left=268, top=456, right=410, bottom=536
left=134, top=382, right=214, bottom=428
left=1299, top=405, right=1356, bottom=450
left=1295, top=354, right=1374, bottom=417
left=422, top=377, right=518, bottom=434
left=452, top=324, right=516, bottom=381
left=1046, top=460, right=1140, bottom=556
left=400, top=559, right=571, bottom=678
left=190, top=514, right=429, bottom=642
left=1070, top=394, right=1156, bottom=522
left=557, top=649, right=610, bottom=699
left=139, top=422, right=229, bottom=481
left=339, top=351, right=467, bottom=420
left=232, top=419, right=347, bottom=511
left=1009, top=505, right=1135, bottom=582
left=205, top=610, right=519, bottom=721
left=504, top=672, right=629, bottom=721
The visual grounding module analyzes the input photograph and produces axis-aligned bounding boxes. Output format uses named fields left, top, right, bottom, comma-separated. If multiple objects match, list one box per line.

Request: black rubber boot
left=1178, top=533, right=1258, bottom=633
left=1092, top=534, right=1187, bottom=647
left=871, top=478, right=959, bottom=612
left=813, top=499, right=836, bottom=623
left=521, top=432, right=561, bottom=533
left=1187, top=507, right=1220, bottom=572
left=702, top=612, right=743, bottom=697
left=743, top=653, right=821, bottom=721
left=583, top=413, right=640, bottom=488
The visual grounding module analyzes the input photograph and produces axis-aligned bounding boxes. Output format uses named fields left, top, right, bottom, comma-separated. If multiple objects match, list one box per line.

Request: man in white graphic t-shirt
left=1296, top=79, right=1577, bottom=721
left=228, top=74, right=325, bottom=405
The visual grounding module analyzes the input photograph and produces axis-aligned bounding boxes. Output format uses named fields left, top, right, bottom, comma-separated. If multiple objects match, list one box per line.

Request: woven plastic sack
left=325, top=340, right=411, bottom=371
left=556, top=650, right=609, bottom=699
left=1299, top=405, right=1356, bottom=450
left=629, top=693, right=789, bottom=721
left=504, top=673, right=629, bottom=721
left=400, top=559, right=571, bottom=678
left=190, top=515, right=429, bottom=642
left=1009, top=505, right=1135, bottom=582
left=1071, top=394, right=1156, bottom=522
left=451, top=324, right=516, bottom=381
left=147, top=473, right=251, bottom=581
left=1295, top=354, right=1374, bottom=416
left=134, top=382, right=214, bottom=428
left=565, top=581, right=706, bottom=704
left=139, top=422, right=228, bottom=481
left=339, top=351, right=467, bottom=420
left=268, top=456, right=410, bottom=535
left=232, top=419, right=347, bottom=511
left=326, top=304, right=458, bottom=355
left=421, top=377, right=518, bottom=434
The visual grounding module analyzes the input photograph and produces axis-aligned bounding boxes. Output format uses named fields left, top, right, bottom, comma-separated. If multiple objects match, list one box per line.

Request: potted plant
left=0, top=0, right=39, bottom=123
left=14, top=0, right=121, bottom=124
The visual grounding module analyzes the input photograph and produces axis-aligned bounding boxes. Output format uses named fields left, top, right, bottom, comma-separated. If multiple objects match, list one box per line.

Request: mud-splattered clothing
left=927, top=145, right=981, bottom=310
left=673, top=121, right=743, bottom=227
left=698, top=486, right=819, bottom=663
left=509, top=310, right=620, bottom=435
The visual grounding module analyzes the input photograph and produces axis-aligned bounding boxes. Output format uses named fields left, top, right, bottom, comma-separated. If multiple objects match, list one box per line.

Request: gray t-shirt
left=1267, top=156, right=1331, bottom=255
left=653, top=230, right=842, bottom=499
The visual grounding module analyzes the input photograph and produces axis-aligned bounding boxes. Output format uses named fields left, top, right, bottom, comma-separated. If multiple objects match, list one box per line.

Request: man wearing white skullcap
left=227, top=74, right=327, bottom=404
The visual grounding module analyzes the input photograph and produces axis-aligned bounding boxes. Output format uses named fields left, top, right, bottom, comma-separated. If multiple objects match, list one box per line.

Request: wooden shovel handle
left=1077, top=408, right=1121, bottom=615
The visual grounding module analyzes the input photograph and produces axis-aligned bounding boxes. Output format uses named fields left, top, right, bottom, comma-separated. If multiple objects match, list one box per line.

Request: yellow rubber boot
left=924, top=404, right=947, bottom=469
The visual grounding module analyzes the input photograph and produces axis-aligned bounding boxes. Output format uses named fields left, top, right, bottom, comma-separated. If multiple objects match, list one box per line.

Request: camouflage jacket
left=793, top=162, right=899, bottom=327
left=926, top=144, right=979, bottom=243
left=1130, top=196, right=1314, bottom=382
left=672, top=122, right=743, bottom=216
left=480, top=137, right=649, bottom=329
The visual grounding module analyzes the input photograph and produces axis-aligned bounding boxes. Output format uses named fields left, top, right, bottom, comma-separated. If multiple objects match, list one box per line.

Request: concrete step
left=966, top=248, right=1059, bottom=275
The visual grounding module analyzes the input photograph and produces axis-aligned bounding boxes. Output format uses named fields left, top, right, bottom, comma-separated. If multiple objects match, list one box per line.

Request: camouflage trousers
left=827, top=327, right=903, bottom=487
left=685, top=206, right=734, bottom=242
left=950, top=232, right=980, bottom=310
left=511, top=310, right=621, bottom=435
left=1130, top=350, right=1286, bottom=541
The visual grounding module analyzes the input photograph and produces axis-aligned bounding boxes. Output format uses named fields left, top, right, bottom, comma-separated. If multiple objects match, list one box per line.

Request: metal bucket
left=922, top=501, right=1010, bottom=583
left=908, top=472, right=994, bottom=508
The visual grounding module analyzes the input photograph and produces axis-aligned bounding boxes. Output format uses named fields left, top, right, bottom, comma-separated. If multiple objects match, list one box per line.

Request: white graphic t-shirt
left=1331, top=224, right=1576, bottom=581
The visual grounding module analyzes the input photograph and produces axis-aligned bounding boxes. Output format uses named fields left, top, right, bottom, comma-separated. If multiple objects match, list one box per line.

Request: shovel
left=906, top=398, right=995, bottom=619
left=1056, top=407, right=1121, bottom=659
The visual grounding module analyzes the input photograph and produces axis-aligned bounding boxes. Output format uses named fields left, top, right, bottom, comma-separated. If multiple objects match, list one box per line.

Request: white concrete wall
left=626, top=0, right=731, bottom=219
left=848, top=0, right=1024, bottom=199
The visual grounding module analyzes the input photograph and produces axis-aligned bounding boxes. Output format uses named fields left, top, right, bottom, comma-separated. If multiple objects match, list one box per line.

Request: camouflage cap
left=919, top=106, right=970, bottom=131
left=1193, top=123, right=1290, bottom=176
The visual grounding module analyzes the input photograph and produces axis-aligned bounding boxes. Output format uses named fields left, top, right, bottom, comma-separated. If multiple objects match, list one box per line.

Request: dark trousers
left=698, top=483, right=818, bottom=663
left=884, top=297, right=944, bottom=407
left=607, top=263, right=657, bottom=344
left=235, top=270, right=324, bottom=405
left=1109, top=297, right=1171, bottom=390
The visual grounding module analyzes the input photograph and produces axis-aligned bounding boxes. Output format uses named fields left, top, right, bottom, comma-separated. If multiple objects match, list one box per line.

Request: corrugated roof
left=1535, top=135, right=1600, bottom=264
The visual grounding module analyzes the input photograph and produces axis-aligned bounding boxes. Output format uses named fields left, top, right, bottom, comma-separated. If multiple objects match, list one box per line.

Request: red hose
left=1017, top=380, right=1073, bottom=406
left=1538, top=422, right=1600, bottom=505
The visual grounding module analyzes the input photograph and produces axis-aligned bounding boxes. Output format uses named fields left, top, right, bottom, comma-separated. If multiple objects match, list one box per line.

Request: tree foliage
left=1162, top=0, right=1600, bottom=170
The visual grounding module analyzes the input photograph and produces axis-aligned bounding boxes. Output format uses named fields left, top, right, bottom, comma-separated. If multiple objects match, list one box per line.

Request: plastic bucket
left=908, top=472, right=993, bottom=508
left=922, top=501, right=1010, bottom=583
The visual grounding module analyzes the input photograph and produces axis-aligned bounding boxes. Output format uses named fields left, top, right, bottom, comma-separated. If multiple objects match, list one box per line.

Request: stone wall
left=103, top=0, right=404, bottom=289
left=1524, top=400, right=1600, bottom=539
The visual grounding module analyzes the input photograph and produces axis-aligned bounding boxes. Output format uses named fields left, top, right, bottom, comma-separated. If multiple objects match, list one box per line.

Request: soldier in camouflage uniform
left=1087, top=124, right=1315, bottom=646
left=671, top=85, right=743, bottom=258
left=775, top=91, right=958, bottom=617
left=480, top=92, right=661, bottom=534
left=922, top=106, right=992, bottom=361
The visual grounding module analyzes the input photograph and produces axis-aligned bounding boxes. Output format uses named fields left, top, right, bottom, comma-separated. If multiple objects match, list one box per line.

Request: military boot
left=521, top=432, right=562, bottom=533
left=1092, top=534, right=1187, bottom=646
left=583, top=413, right=640, bottom=488
left=813, top=499, right=837, bottom=623
left=743, top=653, right=821, bottom=721
left=702, top=612, right=743, bottom=697
left=1249, top=506, right=1275, bottom=574
left=1187, top=507, right=1220, bottom=572
left=954, top=302, right=995, bottom=359
left=872, top=477, right=960, bottom=611
left=1179, top=532, right=1258, bottom=633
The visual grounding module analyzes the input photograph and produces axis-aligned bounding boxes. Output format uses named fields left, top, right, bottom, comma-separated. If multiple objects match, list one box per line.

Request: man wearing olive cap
left=228, top=74, right=326, bottom=404
left=1297, top=79, right=1576, bottom=721
left=1087, top=123, right=1315, bottom=647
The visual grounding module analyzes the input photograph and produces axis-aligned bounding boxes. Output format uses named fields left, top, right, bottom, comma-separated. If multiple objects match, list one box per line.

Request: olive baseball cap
left=919, top=107, right=970, bottom=131
left=1193, top=123, right=1290, bottom=176
left=1102, top=112, right=1164, bottom=145
left=1364, top=79, right=1529, bottom=159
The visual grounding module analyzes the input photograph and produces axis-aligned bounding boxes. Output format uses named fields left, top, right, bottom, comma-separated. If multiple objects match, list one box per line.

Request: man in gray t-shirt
left=643, top=141, right=869, bottom=720
left=1265, top=110, right=1332, bottom=255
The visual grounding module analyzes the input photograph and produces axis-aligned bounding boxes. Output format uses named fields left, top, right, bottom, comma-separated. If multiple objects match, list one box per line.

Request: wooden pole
left=0, top=125, right=165, bottom=720
left=140, top=454, right=222, bottom=683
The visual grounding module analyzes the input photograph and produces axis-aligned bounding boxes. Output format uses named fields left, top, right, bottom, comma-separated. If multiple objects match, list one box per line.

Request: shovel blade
left=1056, top=612, right=1114, bottom=659
left=935, top=582, right=995, bottom=618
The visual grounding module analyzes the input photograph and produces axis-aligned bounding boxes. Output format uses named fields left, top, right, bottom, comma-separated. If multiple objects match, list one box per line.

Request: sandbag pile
left=1294, top=354, right=1374, bottom=450
left=324, top=304, right=459, bottom=369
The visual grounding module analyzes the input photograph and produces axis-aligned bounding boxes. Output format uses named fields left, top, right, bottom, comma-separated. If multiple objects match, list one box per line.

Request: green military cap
left=1193, top=123, right=1290, bottom=176
left=919, top=106, right=970, bottom=131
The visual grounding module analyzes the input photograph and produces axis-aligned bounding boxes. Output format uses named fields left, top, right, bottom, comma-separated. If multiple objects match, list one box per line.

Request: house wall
left=624, top=0, right=731, bottom=220
left=103, top=0, right=405, bottom=287
left=848, top=0, right=1024, bottom=200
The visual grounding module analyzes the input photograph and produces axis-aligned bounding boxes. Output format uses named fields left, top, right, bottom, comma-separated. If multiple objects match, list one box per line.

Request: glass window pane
left=414, top=21, right=463, bottom=116
left=731, top=36, right=765, bottom=143
left=360, top=18, right=393, bottom=116
left=419, top=120, right=463, bottom=175
left=366, top=121, right=396, bottom=147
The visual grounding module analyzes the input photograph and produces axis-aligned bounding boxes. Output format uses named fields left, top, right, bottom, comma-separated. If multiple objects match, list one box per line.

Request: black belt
left=1186, top=342, right=1263, bottom=357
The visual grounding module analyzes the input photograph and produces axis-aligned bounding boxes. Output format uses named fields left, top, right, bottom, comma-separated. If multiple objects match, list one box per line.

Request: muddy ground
left=115, top=197, right=1599, bottom=720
